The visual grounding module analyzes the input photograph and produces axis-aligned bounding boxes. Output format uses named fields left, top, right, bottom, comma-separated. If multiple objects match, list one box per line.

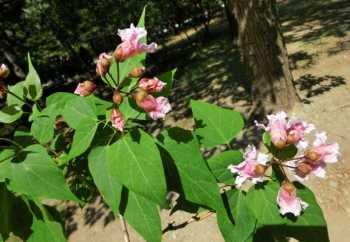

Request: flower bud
left=0, top=81, right=7, bottom=99
left=114, top=47, right=124, bottom=62
left=111, top=108, right=125, bottom=132
left=74, top=80, right=96, bottom=96
left=274, top=139, right=287, bottom=149
left=128, top=67, right=146, bottom=78
left=0, top=64, right=10, bottom=79
left=281, top=180, right=296, bottom=194
left=286, top=132, right=299, bottom=145
left=132, top=88, right=148, bottom=106
left=96, top=53, right=112, bottom=76
left=296, top=162, right=312, bottom=178
left=304, top=148, right=320, bottom=161
left=254, top=164, right=267, bottom=176
left=112, top=90, right=123, bottom=105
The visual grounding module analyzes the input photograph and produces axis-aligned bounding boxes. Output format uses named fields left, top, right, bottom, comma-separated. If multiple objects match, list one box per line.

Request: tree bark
left=231, top=0, right=298, bottom=112
left=223, top=0, right=239, bottom=41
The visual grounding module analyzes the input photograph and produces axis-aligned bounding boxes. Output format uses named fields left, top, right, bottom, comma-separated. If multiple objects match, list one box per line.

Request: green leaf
left=0, top=145, right=78, bottom=202
left=24, top=53, right=42, bottom=101
left=159, top=127, right=224, bottom=211
left=31, top=105, right=56, bottom=144
left=191, top=100, right=244, bottom=148
left=46, top=92, right=76, bottom=112
left=0, top=184, right=32, bottom=240
left=123, top=189, right=162, bottom=242
left=14, top=127, right=33, bottom=147
left=7, top=82, right=26, bottom=107
left=107, top=129, right=167, bottom=206
left=61, top=96, right=97, bottom=129
left=207, top=150, right=243, bottom=184
left=87, top=95, right=113, bottom=116
left=217, top=190, right=256, bottom=242
left=61, top=96, right=98, bottom=159
left=157, top=69, right=177, bottom=96
left=119, top=97, right=146, bottom=121
left=0, top=105, right=23, bottom=124
left=246, top=181, right=326, bottom=226
left=88, top=146, right=122, bottom=215
left=68, top=118, right=98, bottom=159
left=27, top=219, right=66, bottom=242
left=263, top=132, right=297, bottom=160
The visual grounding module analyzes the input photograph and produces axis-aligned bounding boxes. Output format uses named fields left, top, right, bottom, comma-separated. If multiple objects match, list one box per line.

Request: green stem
left=106, top=72, right=118, bottom=88
left=0, top=138, right=23, bottom=150
left=116, top=61, right=120, bottom=86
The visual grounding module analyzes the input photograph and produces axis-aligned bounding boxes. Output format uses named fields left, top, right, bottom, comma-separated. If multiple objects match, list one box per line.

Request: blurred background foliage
left=0, top=0, right=223, bottom=83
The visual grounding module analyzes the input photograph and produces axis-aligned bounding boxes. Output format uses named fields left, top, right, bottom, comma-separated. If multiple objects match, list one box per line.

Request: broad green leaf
left=7, top=82, right=26, bottom=107
left=24, top=53, right=42, bottom=101
left=191, top=100, right=244, bottom=148
left=108, top=129, right=167, bottom=206
left=246, top=181, right=326, bottom=226
left=88, top=146, right=122, bottom=215
left=124, top=189, right=161, bottom=242
left=87, top=95, right=113, bottom=116
left=46, top=92, right=76, bottom=111
left=118, top=7, right=147, bottom=84
left=0, top=105, right=22, bottom=124
left=159, top=127, right=224, bottom=212
left=30, top=105, right=56, bottom=144
left=0, top=184, right=32, bottom=240
left=0, top=145, right=78, bottom=202
left=68, top=118, right=97, bottom=159
left=119, top=97, right=146, bottom=121
left=157, top=69, right=177, bottom=96
left=217, top=190, right=256, bottom=242
left=207, top=150, right=243, bottom=184
left=263, top=132, right=297, bottom=160
left=61, top=96, right=97, bottom=129
left=14, top=127, right=33, bottom=147
left=27, top=219, right=66, bottom=242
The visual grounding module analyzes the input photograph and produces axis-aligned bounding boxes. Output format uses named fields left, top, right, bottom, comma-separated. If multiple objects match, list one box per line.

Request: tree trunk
left=231, top=0, right=298, bottom=112
left=223, top=0, right=239, bottom=41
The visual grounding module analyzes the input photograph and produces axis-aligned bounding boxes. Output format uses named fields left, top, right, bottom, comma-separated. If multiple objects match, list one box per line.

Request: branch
left=119, top=215, right=130, bottom=242
left=162, top=211, right=214, bottom=234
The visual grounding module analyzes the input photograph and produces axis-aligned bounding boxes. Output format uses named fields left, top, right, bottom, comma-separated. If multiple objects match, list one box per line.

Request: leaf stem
left=116, top=61, right=120, bottom=86
left=6, top=89, right=32, bottom=108
left=0, top=138, right=23, bottom=150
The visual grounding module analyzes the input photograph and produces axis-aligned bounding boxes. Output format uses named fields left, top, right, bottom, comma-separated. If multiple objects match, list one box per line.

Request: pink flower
left=139, top=95, right=171, bottom=120
left=74, top=81, right=96, bottom=96
left=256, top=112, right=314, bottom=148
left=138, top=77, right=166, bottom=93
left=228, top=145, right=269, bottom=187
left=277, top=182, right=308, bottom=216
left=111, top=109, right=125, bottom=132
left=290, top=132, right=340, bottom=181
left=114, top=24, right=157, bottom=61
left=96, top=53, right=112, bottom=76
left=286, top=117, right=314, bottom=144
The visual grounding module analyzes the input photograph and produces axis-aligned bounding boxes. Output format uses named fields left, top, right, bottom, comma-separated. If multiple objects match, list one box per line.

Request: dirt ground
left=66, top=2, right=350, bottom=242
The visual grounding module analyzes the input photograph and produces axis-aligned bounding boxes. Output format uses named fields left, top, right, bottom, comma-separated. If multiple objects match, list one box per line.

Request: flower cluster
left=228, top=111, right=339, bottom=217
left=73, top=24, right=171, bottom=132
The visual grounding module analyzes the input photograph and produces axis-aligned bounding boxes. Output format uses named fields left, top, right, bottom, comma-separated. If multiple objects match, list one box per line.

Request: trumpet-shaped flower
left=228, top=145, right=269, bottom=187
left=277, top=182, right=308, bottom=216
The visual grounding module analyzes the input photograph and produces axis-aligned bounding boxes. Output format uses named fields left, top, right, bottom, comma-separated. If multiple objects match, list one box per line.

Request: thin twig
left=162, top=211, right=214, bottom=234
left=119, top=215, right=130, bottom=242
left=116, top=61, right=120, bottom=86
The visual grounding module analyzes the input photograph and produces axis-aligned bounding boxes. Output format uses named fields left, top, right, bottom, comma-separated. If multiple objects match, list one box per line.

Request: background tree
left=230, top=0, right=299, bottom=112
